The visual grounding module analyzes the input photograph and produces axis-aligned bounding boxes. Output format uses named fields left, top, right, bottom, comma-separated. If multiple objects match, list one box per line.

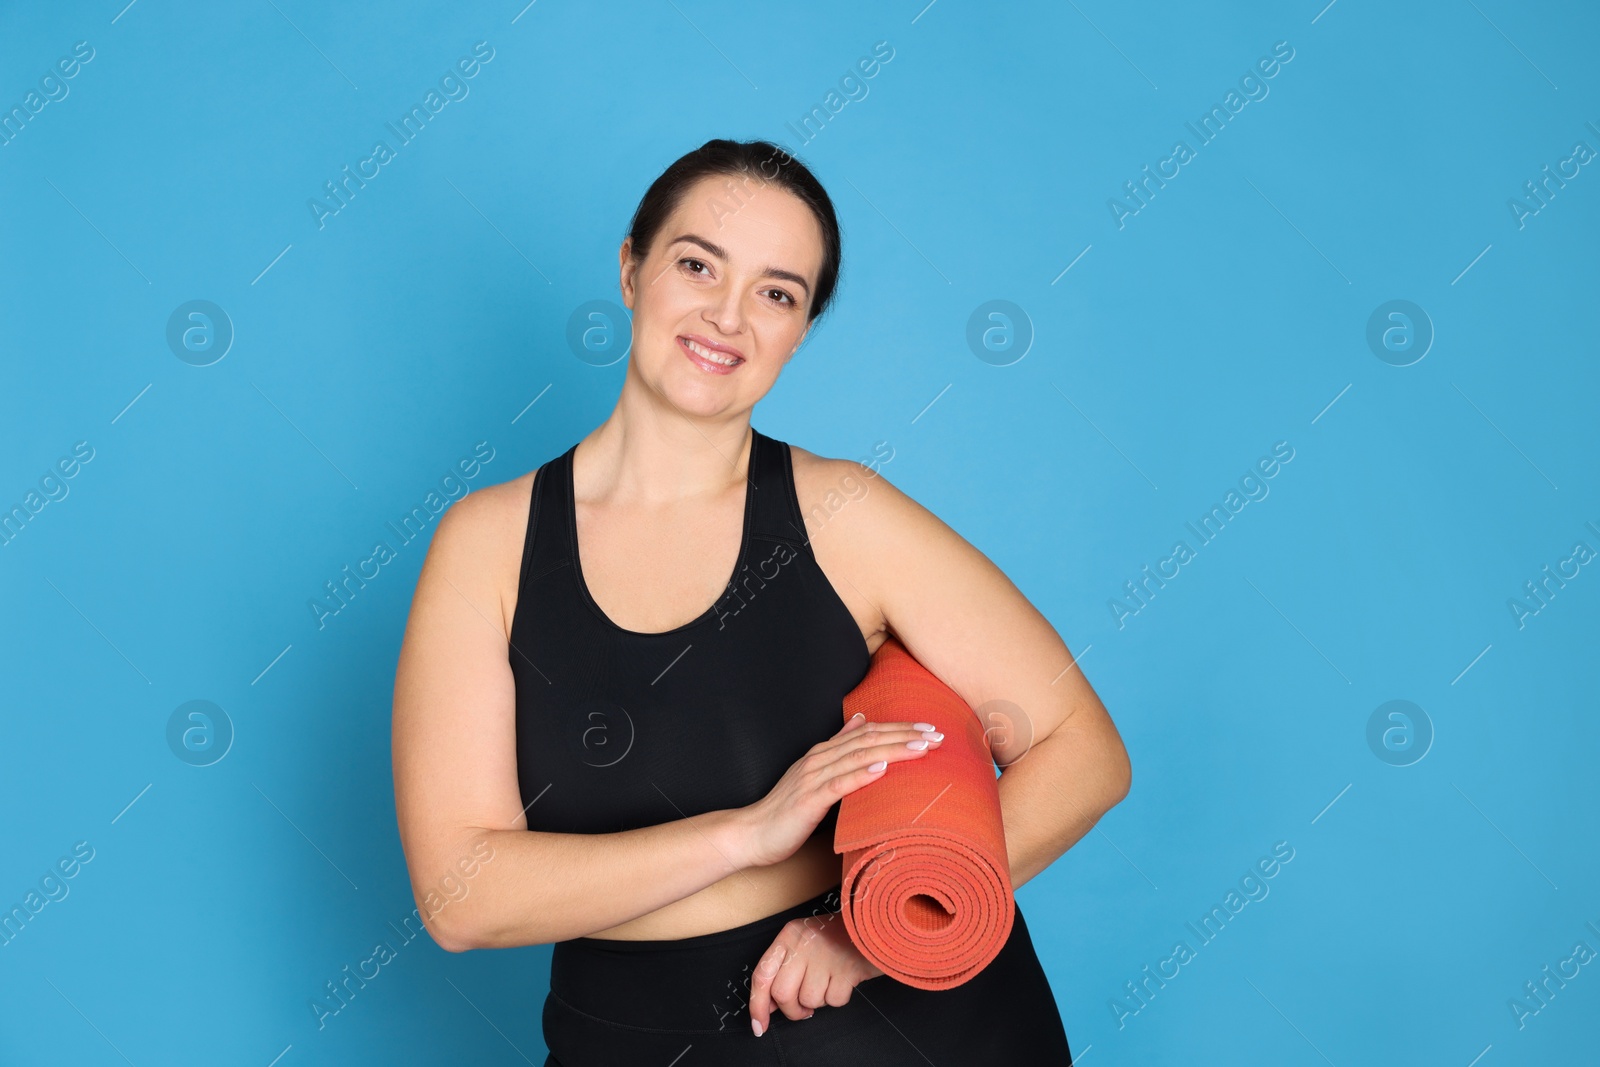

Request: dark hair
left=625, top=139, right=842, bottom=324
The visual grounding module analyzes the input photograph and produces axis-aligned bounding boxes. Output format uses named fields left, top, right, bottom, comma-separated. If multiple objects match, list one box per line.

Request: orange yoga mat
left=833, top=635, right=1015, bottom=990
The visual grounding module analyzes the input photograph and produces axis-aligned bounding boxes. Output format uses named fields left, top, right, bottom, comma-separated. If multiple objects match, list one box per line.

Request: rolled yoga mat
left=833, top=635, right=1015, bottom=990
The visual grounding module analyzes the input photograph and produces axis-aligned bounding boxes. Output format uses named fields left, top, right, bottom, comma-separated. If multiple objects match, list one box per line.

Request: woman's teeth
left=684, top=338, right=741, bottom=366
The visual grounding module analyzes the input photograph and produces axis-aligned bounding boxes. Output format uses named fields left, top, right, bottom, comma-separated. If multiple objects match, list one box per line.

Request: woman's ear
left=618, top=238, right=636, bottom=309
left=787, top=321, right=812, bottom=360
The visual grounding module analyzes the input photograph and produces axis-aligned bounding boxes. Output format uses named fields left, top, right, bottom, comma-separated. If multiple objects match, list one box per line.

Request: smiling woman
left=392, top=138, right=1125, bottom=1064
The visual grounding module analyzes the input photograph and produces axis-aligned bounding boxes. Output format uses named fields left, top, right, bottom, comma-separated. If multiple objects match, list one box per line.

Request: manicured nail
left=752, top=1018, right=764, bottom=1037
left=907, top=739, right=929, bottom=750
left=922, top=731, right=944, bottom=742
left=913, top=722, right=934, bottom=731
left=802, top=1011, right=815, bottom=1020
left=868, top=760, right=887, bottom=772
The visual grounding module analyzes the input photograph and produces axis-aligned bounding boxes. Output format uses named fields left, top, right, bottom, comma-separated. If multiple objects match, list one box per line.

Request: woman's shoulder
left=435, top=465, right=539, bottom=543
left=785, top=438, right=975, bottom=569
left=784, top=439, right=929, bottom=542
left=405, top=460, right=562, bottom=637
left=422, top=466, right=542, bottom=600
left=786, top=436, right=901, bottom=493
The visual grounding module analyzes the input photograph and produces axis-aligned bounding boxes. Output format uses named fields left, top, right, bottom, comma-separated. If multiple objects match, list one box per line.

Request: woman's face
left=619, top=172, right=824, bottom=420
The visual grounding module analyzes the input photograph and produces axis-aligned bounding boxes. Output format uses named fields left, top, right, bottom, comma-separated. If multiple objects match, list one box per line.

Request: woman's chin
left=653, top=372, right=742, bottom=418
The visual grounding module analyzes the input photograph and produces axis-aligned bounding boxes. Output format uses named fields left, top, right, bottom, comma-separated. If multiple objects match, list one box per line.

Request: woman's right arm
left=391, top=477, right=941, bottom=951
left=391, top=481, right=761, bottom=950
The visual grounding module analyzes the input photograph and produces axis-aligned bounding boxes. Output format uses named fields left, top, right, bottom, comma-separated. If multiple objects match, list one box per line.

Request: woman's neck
left=575, top=383, right=753, bottom=506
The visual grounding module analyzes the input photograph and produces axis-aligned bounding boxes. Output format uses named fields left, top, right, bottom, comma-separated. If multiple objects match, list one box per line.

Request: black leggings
left=542, top=885, right=1073, bottom=1065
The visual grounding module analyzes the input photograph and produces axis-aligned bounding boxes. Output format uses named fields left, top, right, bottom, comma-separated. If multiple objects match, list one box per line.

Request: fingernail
left=922, top=731, right=944, bottom=742
left=906, top=739, right=929, bottom=750
left=868, top=760, right=887, bottom=772
left=913, top=722, right=934, bottom=731
left=752, top=1018, right=764, bottom=1037
left=803, top=1011, right=815, bottom=1020
left=851, top=712, right=865, bottom=722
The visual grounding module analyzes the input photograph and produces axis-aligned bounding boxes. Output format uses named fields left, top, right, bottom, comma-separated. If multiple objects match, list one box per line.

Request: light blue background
left=3, top=1, right=1596, bottom=1064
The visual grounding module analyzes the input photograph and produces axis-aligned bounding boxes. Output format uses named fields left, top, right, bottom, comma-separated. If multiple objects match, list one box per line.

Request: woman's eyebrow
left=670, top=233, right=811, bottom=297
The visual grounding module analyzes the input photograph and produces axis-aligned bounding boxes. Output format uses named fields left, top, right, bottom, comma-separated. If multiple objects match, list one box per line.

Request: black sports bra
left=508, top=427, right=871, bottom=836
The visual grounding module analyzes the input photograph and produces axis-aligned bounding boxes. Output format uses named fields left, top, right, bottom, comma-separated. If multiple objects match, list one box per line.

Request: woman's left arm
left=748, top=458, right=1132, bottom=1032
left=827, top=462, right=1133, bottom=887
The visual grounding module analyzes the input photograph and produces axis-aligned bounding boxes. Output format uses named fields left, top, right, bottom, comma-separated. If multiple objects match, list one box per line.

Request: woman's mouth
left=678, top=335, right=744, bottom=374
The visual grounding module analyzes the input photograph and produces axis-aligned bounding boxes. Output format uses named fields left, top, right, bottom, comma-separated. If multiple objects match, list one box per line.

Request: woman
left=392, top=139, right=1130, bottom=1064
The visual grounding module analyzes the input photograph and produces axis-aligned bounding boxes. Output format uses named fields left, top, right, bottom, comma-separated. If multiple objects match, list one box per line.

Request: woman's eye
left=675, top=259, right=793, bottom=307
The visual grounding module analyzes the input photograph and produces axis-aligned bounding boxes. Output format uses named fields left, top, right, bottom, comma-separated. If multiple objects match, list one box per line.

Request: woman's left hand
left=748, top=909, right=884, bottom=1035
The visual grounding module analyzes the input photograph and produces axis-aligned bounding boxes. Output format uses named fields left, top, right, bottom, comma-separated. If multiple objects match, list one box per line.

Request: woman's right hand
left=734, top=713, right=944, bottom=869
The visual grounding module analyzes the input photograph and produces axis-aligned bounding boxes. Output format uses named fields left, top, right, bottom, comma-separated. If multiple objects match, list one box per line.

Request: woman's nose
left=704, top=289, right=746, bottom=333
